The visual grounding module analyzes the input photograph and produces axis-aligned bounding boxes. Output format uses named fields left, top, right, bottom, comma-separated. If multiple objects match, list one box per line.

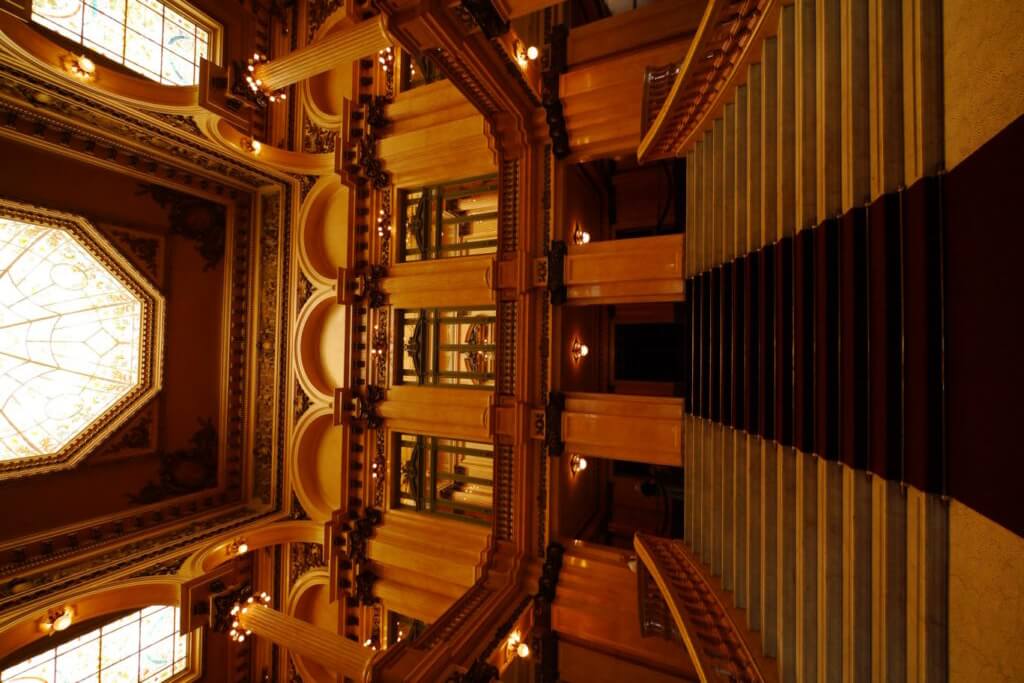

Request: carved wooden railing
left=637, top=0, right=777, bottom=163
left=634, top=533, right=767, bottom=683
left=640, top=63, right=680, bottom=139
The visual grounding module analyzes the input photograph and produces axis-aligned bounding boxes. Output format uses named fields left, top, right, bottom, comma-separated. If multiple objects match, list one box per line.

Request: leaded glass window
left=0, top=605, right=189, bottom=683
left=0, top=211, right=160, bottom=466
left=398, top=176, right=498, bottom=262
left=394, top=433, right=493, bottom=523
left=397, top=308, right=496, bottom=388
left=30, top=0, right=213, bottom=85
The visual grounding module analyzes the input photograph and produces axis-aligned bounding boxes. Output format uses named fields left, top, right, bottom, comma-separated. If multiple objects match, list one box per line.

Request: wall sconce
left=569, top=454, right=588, bottom=477
left=41, top=606, right=74, bottom=634
left=240, top=138, right=261, bottom=155
left=244, top=53, right=287, bottom=103
left=570, top=337, right=589, bottom=365
left=506, top=630, right=530, bottom=659
left=228, top=538, right=249, bottom=555
left=514, top=41, right=539, bottom=69
left=572, top=223, right=591, bottom=245
left=62, top=54, right=96, bottom=81
left=228, top=591, right=271, bottom=643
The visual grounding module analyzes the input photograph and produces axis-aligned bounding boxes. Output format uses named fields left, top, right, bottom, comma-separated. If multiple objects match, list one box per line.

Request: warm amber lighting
left=514, top=41, right=530, bottom=68
left=228, top=538, right=249, bottom=555
left=41, top=606, right=74, bottom=634
left=241, top=138, right=262, bottom=155
left=229, top=592, right=270, bottom=642
left=378, top=47, right=394, bottom=73
left=506, top=630, right=530, bottom=659
left=570, top=337, right=589, bottom=365
left=570, top=454, right=588, bottom=477
left=572, top=223, right=591, bottom=245
left=245, top=53, right=286, bottom=103
left=526, top=45, right=539, bottom=61
left=62, top=54, right=96, bottom=81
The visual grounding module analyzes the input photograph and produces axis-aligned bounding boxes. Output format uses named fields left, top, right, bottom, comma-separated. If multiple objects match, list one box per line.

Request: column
left=379, top=385, right=494, bottom=442
left=564, top=234, right=685, bottom=305
left=252, top=16, right=390, bottom=91
left=382, top=256, right=496, bottom=309
left=237, top=604, right=371, bottom=679
left=561, top=392, right=684, bottom=466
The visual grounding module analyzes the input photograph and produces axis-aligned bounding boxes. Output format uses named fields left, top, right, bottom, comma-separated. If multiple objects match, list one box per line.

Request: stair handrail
left=634, top=532, right=767, bottom=683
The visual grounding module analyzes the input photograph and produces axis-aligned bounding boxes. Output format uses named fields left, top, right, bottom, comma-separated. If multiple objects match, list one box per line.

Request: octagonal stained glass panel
left=0, top=200, right=163, bottom=477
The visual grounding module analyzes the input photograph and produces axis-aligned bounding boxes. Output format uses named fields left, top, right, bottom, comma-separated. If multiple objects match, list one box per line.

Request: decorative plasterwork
left=0, top=198, right=165, bottom=479
left=306, top=0, right=343, bottom=43
left=0, top=507, right=266, bottom=613
left=0, top=51, right=295, bottom=601
left=288, top=541, right=324, bottom=584
left=301, top=115, right=337, bottom=154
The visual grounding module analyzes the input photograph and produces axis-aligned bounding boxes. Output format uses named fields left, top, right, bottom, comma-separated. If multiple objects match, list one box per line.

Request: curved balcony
left=637, top=0, right=778, bottom=163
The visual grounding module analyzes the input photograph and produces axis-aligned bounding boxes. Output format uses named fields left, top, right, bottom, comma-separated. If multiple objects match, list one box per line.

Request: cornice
left=0, top=55, right=298, bottom=606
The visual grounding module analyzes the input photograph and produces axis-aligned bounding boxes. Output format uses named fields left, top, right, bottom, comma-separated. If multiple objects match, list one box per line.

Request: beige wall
left=949, top=501, right=1024, bottom=683
left=943, top=0, right=1024, bottom=169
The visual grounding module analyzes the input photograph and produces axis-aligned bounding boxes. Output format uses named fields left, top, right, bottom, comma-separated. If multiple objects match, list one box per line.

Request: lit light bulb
left=52, top=610, right=73, bottom=632
left=517, top=642, right=531, bottom=658
left=579, top=344, right=589, bottom=357
left=250, top=140, right=262, bottom=154
left=236, top=542, right=249, bottom=554
left=526, top=45, right=539, bottom=61
left=577, top=457, right=587, bottom=471
left=580, top=231, right=591, bottom=244
left=78, top=56, right=95, bottom=74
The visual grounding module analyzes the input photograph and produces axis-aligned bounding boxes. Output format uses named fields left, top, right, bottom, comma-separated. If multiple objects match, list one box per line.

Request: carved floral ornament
left=0, top=198, right=165, bottom=479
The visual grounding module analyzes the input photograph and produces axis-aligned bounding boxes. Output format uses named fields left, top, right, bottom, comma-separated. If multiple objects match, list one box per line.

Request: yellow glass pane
left=82, top=8, right=125, bottom=59
left=55, top=639, right=100, bottom=683
left=33, top=0, right=211, bottom=85
left=31, top=0, right=84, bottom=41
left=2, top=607, right=188, bottom=683
left=0, top=218, right=145, bottom=462
left=100, top=624, right=139, bottom=668
left=138, top=637, right=173, bottom=679
left=126, top=0, right=161, bottom=41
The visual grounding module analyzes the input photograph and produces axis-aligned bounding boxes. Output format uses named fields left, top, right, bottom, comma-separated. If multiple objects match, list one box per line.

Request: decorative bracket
left=541, top=24, right=570, bottom=159
left=545, top=240, right=566, bottom=305
left=353, top=264, right=388, bottom=308
left=544, top=392, right=564, bottom=456
left=352, top=384, right=385, bottom=428
left=326, top=508, right=382, bottom=604
left=353, top=567, right=379, bottom=606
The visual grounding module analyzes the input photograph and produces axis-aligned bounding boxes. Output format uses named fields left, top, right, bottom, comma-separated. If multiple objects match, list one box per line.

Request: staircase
left=678, top=418, right=948, bottom=682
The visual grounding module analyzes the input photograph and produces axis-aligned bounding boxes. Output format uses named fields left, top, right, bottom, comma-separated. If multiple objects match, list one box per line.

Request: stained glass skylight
left=0, top=216, right=145, bottom=462
left=31, top=0, right=211, bottom=85
left=0, top=605, right=189, bottom=683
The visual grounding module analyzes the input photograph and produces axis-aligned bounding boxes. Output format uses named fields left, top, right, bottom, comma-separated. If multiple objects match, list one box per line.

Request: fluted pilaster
left=253, top=16, right=390, bottom=90
left=237, top=604, right=371, bottom=680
